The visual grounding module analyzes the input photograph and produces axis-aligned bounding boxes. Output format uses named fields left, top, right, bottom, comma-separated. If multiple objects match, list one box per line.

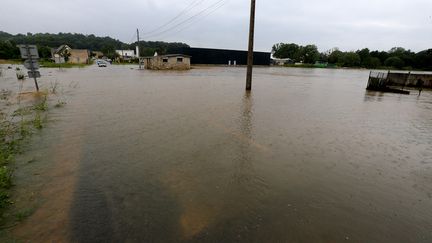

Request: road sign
left=28, top=71, right=41, bottom=78
left=18, top=45, right=39, bottom=59
left=19, top=44, right=41, bottom=91
left=24, top=59, right=40, bottom=70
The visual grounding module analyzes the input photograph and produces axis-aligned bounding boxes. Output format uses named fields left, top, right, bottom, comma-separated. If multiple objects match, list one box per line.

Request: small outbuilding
left=69, top=49, right=90, bottom=64
left=51, top=44, right=90, bottom=64
left=141, top=54, right=191, bottom=70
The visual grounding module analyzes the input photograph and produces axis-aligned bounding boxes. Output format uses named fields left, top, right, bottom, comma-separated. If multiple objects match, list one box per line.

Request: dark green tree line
left=0, top=31, right=189, bottom=59
left=271, top=43, right=319, bottom=64
left=272, top=42, right=432, bottom=70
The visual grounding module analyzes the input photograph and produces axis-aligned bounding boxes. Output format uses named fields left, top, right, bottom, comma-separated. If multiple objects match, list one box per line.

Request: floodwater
left=1, top=65, right=432, bottom=242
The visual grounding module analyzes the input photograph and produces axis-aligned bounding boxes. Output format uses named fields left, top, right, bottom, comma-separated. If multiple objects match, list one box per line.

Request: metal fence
left=367, top=71, right=388, bottom=89
left=369, top=71, right=388, bottom=79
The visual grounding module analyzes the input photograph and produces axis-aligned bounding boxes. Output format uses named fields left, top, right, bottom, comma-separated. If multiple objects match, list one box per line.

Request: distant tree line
left=0, top=31, right=189, bottom=60
left=272, top=43, right=432, bottom=70
left=130, top=41, right=190, bottom=57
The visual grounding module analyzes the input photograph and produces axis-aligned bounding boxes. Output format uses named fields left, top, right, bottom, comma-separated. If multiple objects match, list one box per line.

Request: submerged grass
left=0, top=92, right=51, bottom=226
left=33, top=96, right=48, bottom=112
left=0, top=119, right=20, bottom=213
left=54, top=100, right=66, bottom=108
left=40, top=61, right=92, bottom=68
left=15, top=207, right=35, bottom=222
left=0, top=60, right=21, bottom=65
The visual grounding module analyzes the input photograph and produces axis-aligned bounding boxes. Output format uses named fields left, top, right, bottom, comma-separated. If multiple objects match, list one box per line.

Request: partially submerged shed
left=142, top=54, right=191, bottom=70
left=51, top=45, right=90, bottom=64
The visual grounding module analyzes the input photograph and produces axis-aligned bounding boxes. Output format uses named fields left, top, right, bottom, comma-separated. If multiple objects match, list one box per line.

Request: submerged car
left=97, top=61, right=107, bottom=67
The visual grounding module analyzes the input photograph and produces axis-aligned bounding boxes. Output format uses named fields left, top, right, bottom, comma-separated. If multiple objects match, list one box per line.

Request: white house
left=115, top=50, right=136, bottom=59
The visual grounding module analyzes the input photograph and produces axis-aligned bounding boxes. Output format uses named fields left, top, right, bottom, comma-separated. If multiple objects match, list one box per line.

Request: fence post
left=367, top=71, right=372, bottom=88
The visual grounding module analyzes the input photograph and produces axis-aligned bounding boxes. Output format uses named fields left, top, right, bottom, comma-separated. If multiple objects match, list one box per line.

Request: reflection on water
left=2, top=65, right=431, bottom=242
left=364, top=90, right=385, bottom=102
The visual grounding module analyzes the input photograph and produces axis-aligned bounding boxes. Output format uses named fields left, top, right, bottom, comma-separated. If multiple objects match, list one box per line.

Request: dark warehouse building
left=171, top=47, right=271, bottom=66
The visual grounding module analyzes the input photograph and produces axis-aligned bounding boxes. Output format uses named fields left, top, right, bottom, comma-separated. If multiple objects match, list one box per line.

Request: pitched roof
left=54, top=44, right=71, bottom=55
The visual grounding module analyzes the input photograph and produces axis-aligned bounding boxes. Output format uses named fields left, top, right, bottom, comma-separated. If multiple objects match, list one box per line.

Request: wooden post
left=246, top=0, right=256, bottom=91
left=402, top=71, right=410, bottom=90
left=367, top=70, right=372, bottom=88
left=137, top=28, right=141, bottom=69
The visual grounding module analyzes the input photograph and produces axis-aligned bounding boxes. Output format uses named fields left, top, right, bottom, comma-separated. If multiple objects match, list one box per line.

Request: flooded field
left=1, top=65, right=432, bottom=242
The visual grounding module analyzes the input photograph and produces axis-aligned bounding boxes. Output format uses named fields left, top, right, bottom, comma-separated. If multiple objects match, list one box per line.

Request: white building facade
left=115, top=50, right=136, bottom=59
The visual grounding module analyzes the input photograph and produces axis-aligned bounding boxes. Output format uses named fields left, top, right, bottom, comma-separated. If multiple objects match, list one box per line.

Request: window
left=163, top=58, right=168, bottom=63
left=177, top=57, right=183, bottom=63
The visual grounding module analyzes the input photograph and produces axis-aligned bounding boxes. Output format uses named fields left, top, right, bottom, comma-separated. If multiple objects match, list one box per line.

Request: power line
left=154, top=0, right=229, bottom=40
left=141, top=0, right=229, bottom=39
left=128, top=32, right=137, bottom=44
left=141, top=0, right=206, bottom=36
left=142, top=0, right=227, bottom=38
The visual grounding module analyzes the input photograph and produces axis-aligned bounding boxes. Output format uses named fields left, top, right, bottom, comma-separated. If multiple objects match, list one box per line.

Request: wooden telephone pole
left=246, top=0, right=256, bottom=91
left=137, top=28, right=141, bottom=69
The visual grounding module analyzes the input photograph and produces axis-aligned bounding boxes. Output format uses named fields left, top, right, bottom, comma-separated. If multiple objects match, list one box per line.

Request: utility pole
left=246, top=0, right=256, bottom=91
left=137, top=28, right=141, bottom=69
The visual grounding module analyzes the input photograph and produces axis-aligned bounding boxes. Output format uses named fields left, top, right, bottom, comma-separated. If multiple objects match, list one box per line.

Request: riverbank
left=0, top=59, right=92, bottom=68
left=0, top=92, right=48, bottom=226
left=40, top=61, right=92, bottom=68
left=280, top=63, right=432, bottom=72
left=0, top=67, right=69, bottom=240
left=0, top=60, right=21, bottom=65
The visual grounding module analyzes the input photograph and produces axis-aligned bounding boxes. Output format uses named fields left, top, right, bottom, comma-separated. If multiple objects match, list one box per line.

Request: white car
left=97, top=61, right=107, bottom=67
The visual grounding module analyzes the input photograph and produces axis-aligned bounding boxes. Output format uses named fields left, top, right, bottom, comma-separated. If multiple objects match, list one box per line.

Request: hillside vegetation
left=0, top=31, right=189, bottom=59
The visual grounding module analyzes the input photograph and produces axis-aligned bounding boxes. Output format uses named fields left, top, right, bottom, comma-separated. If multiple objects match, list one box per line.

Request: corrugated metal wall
left=170, top=47, right=271, bottom=65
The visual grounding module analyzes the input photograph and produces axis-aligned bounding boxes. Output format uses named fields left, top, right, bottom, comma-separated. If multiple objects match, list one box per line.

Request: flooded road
left=2, top=65, right=432, bottom=242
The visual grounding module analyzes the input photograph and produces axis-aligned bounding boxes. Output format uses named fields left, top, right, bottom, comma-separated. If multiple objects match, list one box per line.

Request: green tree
left=384, top=57, right=405, bottom=69
left=299, top=45, right=319, bottom=64
left=38, top=46, right=52, bottom=59
left=0, top=40, right=19, bottom=59
left=414, top=49, right=432, bottom=70
left=271, top=43, right=300, bottom=60
left=369, top=57, right=381, bottom=69
left=341, top=52, right=361, bottom=67
left=388, top=47, right=415, bottom=67
left=141, top=47, right=157, bottom=57
left=101, top=44, right=118, bottom=59
left=328, top=49, right=343, bottom=64
left=370, top=51, right=389, bottom=65
left=356, top=48, right=371, bottom=66
left=132, top=41, right=190, bottom=56
left=318, top=52, right=328, bottom=63
left=388, top=47, right=406, bottom=56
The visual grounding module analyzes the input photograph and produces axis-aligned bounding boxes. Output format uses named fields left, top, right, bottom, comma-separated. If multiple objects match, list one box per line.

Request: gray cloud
left=1, top=0, right=431, bottom=52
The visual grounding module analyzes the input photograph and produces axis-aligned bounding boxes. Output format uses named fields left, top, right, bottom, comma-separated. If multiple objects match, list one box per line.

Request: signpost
left=18, top=45, right=39, bottom=59
left=28, top=71, right=41, bottom=79
left=24, top=59, right=40, bottom=69
left=17, top=45, right=40, bottom=91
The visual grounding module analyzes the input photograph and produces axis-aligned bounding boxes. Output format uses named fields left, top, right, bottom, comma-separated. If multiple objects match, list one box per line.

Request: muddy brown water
left=1, top=65, right=432, bottom=242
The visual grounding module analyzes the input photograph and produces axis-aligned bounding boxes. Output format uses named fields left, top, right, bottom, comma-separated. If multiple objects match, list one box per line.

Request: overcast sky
left=1, top=0, right=431, bottom=52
